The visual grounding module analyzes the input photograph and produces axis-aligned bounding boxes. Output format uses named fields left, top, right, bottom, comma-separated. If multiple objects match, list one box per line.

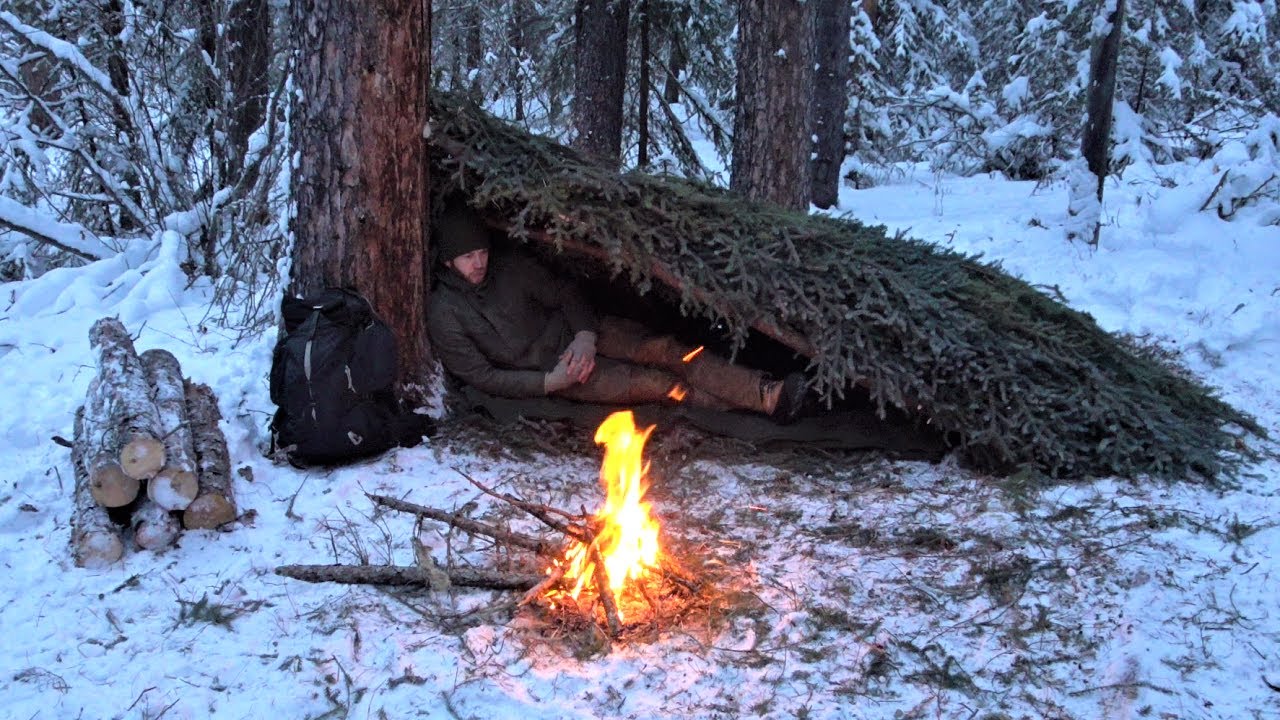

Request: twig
left=518, top=564, right=567, bottom=607
left=459, top=470, right=589, bottom=541
left=1198, top=170, right=1231, bottom=213
left=366, top=492, right=558, bottom=556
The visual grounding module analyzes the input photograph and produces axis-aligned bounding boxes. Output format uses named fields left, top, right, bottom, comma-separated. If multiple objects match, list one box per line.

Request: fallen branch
left=461, top=472, right=589, bottom=541
left=275, top=564, right=542, bottom=590
left=367, top=492, right=558, bottom=556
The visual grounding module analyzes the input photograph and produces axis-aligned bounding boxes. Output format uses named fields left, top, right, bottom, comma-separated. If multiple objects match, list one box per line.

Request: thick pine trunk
left=810, top=0, right=852, bottom=209
left=290, top=0, right=432, bottom=396
left=88, top=318, right=165, bottom=483
left=731, top=0, right=815, bottom=210
left=183, top=381, right=237, bottom=530
left=140, top=349, right=199, bottom=511
left=571, top=0, right=630, bottom=167
left=71, top=407, right=125, bottom=568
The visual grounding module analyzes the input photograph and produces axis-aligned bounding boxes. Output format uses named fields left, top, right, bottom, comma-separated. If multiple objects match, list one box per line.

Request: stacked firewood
left=71, top=318, right=236, bottom=568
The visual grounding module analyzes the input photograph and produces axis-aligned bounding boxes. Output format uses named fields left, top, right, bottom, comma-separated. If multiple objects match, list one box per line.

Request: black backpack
left=269, top=288, right=431, bottom=465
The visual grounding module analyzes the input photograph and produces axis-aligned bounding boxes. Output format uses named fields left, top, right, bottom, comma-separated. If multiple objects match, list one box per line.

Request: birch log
left=131, top=498, right=180, bottom=551
left=182, top=381, right=236, bottom=529
left=71, top=407, right=125, bottom=567
left=81, top=378, right=139, bottom=507
left=140, top=349, right=198, bottom=510
left=88, top=318, right=165, bottom=480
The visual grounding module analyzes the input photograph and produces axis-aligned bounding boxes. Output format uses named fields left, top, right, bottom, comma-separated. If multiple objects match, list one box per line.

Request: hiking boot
left=770, top=372, right=809, bottom=424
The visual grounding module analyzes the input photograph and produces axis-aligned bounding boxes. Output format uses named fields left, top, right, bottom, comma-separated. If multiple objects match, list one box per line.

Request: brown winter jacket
left=428, top=250, right=599, bottom=397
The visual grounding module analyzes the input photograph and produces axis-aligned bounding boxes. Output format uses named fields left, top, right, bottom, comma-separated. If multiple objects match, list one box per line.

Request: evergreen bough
left=426, top=92, right=1263, bottom=482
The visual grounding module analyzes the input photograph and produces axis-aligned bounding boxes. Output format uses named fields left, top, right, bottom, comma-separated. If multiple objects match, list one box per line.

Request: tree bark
left=275, top=563, right=542, bottom=589
left=71, top=406, right=126, bottom=568
left=79, top=377, right=140, bottom=507
left=571, top=0, right=630, bottom=167
left=88, top=318, right=165, bottom=483
left=140, top=349, right=199, bottom=511
left=810, top=0, right=852, bottom=209
left=731, top=0, right=815, bottom=210
left=182, top=381, right=237, bottom=530
left=290, top=0, right=433, bottom=397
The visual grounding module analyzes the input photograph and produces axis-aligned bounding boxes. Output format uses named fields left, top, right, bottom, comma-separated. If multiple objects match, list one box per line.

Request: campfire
left=278, top=410, right=705, bottom=644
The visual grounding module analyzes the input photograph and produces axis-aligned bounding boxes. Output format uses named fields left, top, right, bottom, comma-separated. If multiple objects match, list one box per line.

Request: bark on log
left=182, top=380, right=237, bottom=529
left=275, top=564, right=541, bottom=590
left=70, top=406, right=125, bottom=567
left=140, top=349, right=199, bottom=511
left=88, top=318, right=165, bottom=480
left=81, top=378, right=139, bottom=507
left=131, top=498, right=179, bottom=551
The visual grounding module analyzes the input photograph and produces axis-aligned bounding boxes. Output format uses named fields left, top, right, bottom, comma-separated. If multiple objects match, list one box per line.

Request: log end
left=183, top=494, right=236, bottom=530
left=148, top=468, right=199, bottom=511
left=134, top=517, right=180, bottom=551
left=75, top=530, right=125, bottom=568
left=120, top=436, right=165, bottom=480
left=88, top=454, right=140, bottom=508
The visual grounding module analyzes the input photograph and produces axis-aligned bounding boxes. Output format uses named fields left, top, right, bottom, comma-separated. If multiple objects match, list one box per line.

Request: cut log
left=70, top=406, right=125, bottom=567
left=275, top=563, right=542, bottom=590
left=182, top=380, right=236, bottom=530
left=88, top=318, right=165, bottom=480
left=140, top=349, right=198, bottom=511
left=80, top=378, right=140, bottom=507
left=131, top=498, right=179, bottom=551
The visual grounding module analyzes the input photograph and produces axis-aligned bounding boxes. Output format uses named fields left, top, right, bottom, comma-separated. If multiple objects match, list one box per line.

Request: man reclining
left=428, top=206, right=808, bottom=422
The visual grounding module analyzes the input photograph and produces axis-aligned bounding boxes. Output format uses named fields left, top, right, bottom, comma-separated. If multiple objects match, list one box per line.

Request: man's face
left=448, top=248, right=489, bottom=286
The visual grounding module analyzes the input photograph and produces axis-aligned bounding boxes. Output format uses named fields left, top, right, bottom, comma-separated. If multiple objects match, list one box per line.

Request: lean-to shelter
left=426, top=92, right=1262, bottom=481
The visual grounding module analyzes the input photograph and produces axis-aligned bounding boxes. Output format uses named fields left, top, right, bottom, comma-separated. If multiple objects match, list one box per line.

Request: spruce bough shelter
left=425, top=92, right=1263, bottom=481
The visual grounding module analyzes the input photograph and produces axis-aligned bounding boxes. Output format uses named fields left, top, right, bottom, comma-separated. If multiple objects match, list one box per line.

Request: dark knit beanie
left=434, top=206, right=491, bottom=262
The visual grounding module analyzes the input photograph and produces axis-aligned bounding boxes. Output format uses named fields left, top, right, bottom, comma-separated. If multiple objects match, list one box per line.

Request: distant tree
left=810, top=0, right=853, bottom=208
left=290, top=0, right=433, bottom=392
left=1067, top=0, right=1127, bottom=246
left=572, top=0, right=631, bottom=166
left=731, top=0, right=814, bottom=209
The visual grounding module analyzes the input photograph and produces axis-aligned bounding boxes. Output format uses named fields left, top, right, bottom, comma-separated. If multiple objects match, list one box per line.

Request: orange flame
left=561, top=411, right=661, bottom=619
left=682, top=346, right=705, bottom=363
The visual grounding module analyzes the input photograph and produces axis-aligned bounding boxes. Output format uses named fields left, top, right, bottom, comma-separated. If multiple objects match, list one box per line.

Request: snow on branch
left=0, top=195, right=112, bottom=260
left=0, top=11, right=130, bottom=120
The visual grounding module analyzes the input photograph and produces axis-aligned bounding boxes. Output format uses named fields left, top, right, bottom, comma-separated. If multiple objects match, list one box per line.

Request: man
left=428, top=206, right=808, bottom=421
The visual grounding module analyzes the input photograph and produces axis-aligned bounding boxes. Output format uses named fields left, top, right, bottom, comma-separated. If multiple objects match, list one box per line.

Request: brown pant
left=554, top=316, right=770, bottom=413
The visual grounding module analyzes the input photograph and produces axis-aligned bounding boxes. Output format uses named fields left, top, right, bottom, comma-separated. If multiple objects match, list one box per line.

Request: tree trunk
left=71, top=406, right=126, bottom=568
left=290, top=0, right=433, bottom=397
left=571, top=0, right=630, bottom=167
left=1068, top=0, right=1126, bottom=246
left=140, top=349, right=199, bottom=512
left=225, top=0, right=272, bottom=184
left=731, top=0, right=815, bottom=210
left=810, top=0, right=852, bottom=209
left=637, top=0, right=651, bottom=168
left=88, top=318, right=165, bottom=483
left=508, top=0, right=527, bottom=122
left=183, top=381, right=237, bottom=530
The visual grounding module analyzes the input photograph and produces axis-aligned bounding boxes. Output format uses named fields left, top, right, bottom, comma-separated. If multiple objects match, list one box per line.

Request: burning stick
left=590, top=544, right=623, bottom=635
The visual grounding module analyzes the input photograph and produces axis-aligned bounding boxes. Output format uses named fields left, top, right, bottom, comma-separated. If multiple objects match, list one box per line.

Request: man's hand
left=544, top=355, right=577, bottom=394
left=560, top=330, right=597, bottom=383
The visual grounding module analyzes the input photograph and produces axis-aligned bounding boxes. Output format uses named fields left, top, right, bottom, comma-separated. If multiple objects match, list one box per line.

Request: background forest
left=2, top=0, right=1277, bottom=314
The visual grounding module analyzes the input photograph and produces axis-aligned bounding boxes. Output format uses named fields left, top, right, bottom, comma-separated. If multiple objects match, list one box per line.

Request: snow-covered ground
left=0, top=159, right=1276, bottom=719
